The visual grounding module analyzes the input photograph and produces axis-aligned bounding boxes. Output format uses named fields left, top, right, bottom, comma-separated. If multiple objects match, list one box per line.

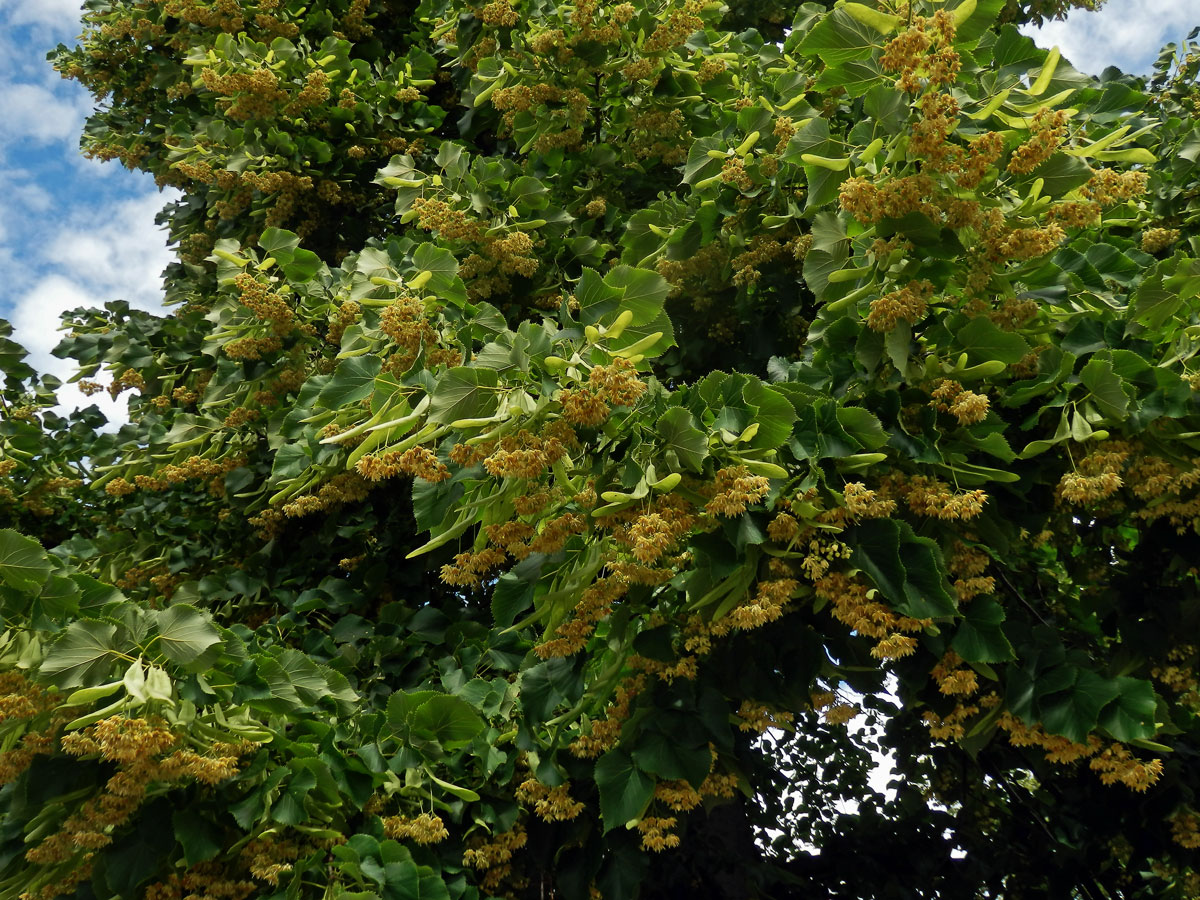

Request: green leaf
left=520, top=657, right=580, bottom=720
left=97, top=800, right=174, bottom=897
left=1079, top=357, right=1130, bottom=420
left=631, top=732, right=712, bottom=788
left=798, top=7, right=882, bottom=66
left=0, top=529, right=51, bottom=594
left=815, top=58, right=885, bottom=97
left=412, top=242, right=468, bottom=306
left=283, top=248, right=322, bottom=282
left=63, top=680, right=124, bottom=707
left=317, top=356, right=384, bottom=409
left=683, top=137, right=725, bottom=185
left=899, top=538, right=958, bottom=618
left=1011, top=153, right=1092, bottom=199
left=173, top=809, right=223, bottom=866
left=427, top=367, right=501, bottom=424
left=153, top=605, right=222, bottom=666
left=594, top=748, right=655, bottom=833
left=952, top=597, right=1016, bottom=663
left=836, top=407, right=888, bottom=449
left=73, top=573, right=125, bottom=615
left=656, top=407, right=709, bottom=473
left=39, top=620, right=121, bottom=688
left=604, top=266, right=670, bottom=326
left=425, top=769, right=482, bottom=803
left=844, top=519, right=955, bottom=618
left=1038, top=667, right=1119, bottom=744
left=744, top=382, right=798, bottom=450
left=1099, top=677, right=1158, bottom=741
left=36, top=574, right=81, bottom=621
left=257, top=227, right=300, bottom=259
left=410, top=694, right=486, bottom=748
left=388, top=690, right=440, bottom=731
left=955, top=317, right=1031, bottom=365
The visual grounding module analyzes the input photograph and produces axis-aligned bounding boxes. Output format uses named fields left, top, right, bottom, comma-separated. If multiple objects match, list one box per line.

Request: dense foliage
left=3, top=0, right=1200, bottom=897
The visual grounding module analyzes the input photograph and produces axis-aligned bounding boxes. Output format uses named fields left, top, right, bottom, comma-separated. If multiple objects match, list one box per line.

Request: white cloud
left=9, top=274, right=139, bottom=424
left=6, top=186, right=177, bottom=420
left=41, top=191, right=177, bottom=306
left=1025, top=0, right=1200, bottom=76
left=9, top=274, right=97, bottom=378
left=5, top=0, right=85, bottom=36
left=0, top=82, right=88, bottom=145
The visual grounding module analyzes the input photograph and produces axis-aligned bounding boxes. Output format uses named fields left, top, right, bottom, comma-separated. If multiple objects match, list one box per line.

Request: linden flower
left=382, top=813, right=449, bottom=844
left=704, top=466, right=770, bottom=517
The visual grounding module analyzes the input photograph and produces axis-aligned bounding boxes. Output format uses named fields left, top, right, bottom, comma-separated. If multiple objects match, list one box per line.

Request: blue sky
left=1, top=0, right=1199, bottom=416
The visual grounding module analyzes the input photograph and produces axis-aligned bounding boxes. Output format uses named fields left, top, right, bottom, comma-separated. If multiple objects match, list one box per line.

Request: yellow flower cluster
left=989, top=223, right=1067, bottom=261
left=958, top=131, right=1005, bottom=189
left=108, top=367, right=146, bottom=399
left=382, top=813, right=450, bottom=844
left=888, top=474, right=987, bottom=520
left=654, top=779, right=703, bottom=812
left=930, top=379, right=990, bottom=425
left=910, top=92, right=961, bottom=173
left=704, top=466, right=771, bottom=517
left=559, top=386, right=610, bottom=425
left=1124, top=450, right=1200, bottom=532
left=281, top=472, right=371, bottom=517
left=849, top=173, right=951, bottom=228
left=643, top=0, right=704, bottom=53
left=474, top=423, right=578, bottom=480
left=223, top=333, right=283, bottom=360
left=823, top=702, right=861, bottom=726
left=589, top=358, right=648, bottom=407
left=1152, top=646, right=1200, bottom=712
left=637, top=816, right=681, bottom=852
left=813, top=571, right=930, bottom=661
left=113, top=454, right=244, bottom=497
left=143, top=862, right=257, bottom=900
left=200, top=66, right=286, bottom=121
left=535, top=574, right=627, bottom=658
left=880, top=11, right=960, bottom=93
left=29, top=717, right=250, bottom=879
left=480, top=0, right=518, bottom=26
left=515, top=779, right=585, bottom=822
left=728, top=578, right=797, bottom=631
left=560, top=359, right=648, bottom=427
left=223, top=406, right=260, bottom=428
left=1171, top=809, right=1200, bottom=849
left=326, top=299, right=361, bottom=346
left=462, top=823, right=527, bottom=895
left=357, top=446, right=451, bottom=483
left=924, top=701, right=981, bottom=740
left=610, top=494, right=696, bottom=566
left=999, top=712, right=1163, bottom=790
left=1141, top=226, right=1180, bottom=254
left=867, top=280, right=934, bottom=332
left=1057, top=441, right=1131, bottom=505
left=931, top=651, right=979, bottom=696
left=735, top=700, right=795, bottom=733
left=241, top=835, right=316, bottom=887
left=440, top=547, right=507, bottom=587
left=1046, top=200, right=1100, bottom=229
left=1089, top=743, right=1164, bottom=792
left=948, top=541, right=996, bottom=603
left=1008, top=109, right=1068, bottom=174
left=570, top=674, right=646, bottom=758
left=1079, top=168, right=1148, bottom=206
left=234, top=272, right=294, bottom=334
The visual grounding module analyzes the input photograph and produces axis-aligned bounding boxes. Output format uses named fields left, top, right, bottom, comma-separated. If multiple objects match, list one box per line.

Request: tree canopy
left=3, top=0, right=1200, bottom=897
